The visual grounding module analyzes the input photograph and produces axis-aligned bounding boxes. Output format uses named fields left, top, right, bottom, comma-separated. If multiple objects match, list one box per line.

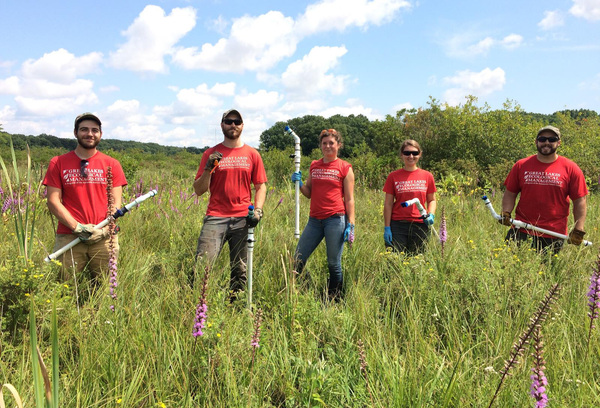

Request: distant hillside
left=0, top=132, right=206, bottom=155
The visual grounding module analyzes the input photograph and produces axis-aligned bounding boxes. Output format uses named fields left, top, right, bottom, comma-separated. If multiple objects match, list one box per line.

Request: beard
left=536, top=144, right=557, bottom=155
left=223, top=129, right=241, bottom=140
left=76, top=135, right=100, bottom=149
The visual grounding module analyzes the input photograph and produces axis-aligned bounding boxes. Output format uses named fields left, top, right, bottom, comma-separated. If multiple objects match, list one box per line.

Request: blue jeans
left=294, top=215, right=346, bottom=298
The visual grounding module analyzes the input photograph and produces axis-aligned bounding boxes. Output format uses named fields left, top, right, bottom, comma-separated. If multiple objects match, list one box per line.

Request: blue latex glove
left=291, top=171, right=303, bottom=187
left=384, top=226, right=392, bottom=245
left=424, top=213, right=435, bottom=226
left=343, top=223, right=355, bottom=242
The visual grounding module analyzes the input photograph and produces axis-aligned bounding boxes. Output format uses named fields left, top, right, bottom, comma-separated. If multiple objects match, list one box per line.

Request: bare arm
left=426, top=192, right=436, bottom=215
left=193, top=170, right=211, bottom=197
left=46, top=186, right=78, bottom=231
left=572, top=195, right=587, bottom=231
left=501, top=189, right=519, bottom=214
left=383, top=193, right=394, bottom=227
left=254, top=183, right=267, bottom=209
left=112, top=186, right=123, bottom=212
left=299, top=171, right=312, bottom=198
left=343, top=167, right=355, bottom=224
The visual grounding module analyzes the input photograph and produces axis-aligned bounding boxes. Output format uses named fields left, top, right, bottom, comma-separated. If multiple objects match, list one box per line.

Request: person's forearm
left=254, top=183, right=267, bottom=209
left=193, top=171, right=211, bottom=196
left=501, top=190, right=518, bottom=213
left=47, top=199, right=78, bottom=231
left=345, top=199, right=355, bottom=225
left=573, top=196, right=587, bottom=231
left=427, top=199, right=437, bottom=215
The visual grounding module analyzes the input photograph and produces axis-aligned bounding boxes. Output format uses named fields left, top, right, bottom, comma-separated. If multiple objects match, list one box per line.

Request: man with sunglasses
left=499, top=125, right=587, bottom=253
left=193, top=109, right=267, bottom=300
left=43, top=113, right=127, bottom=282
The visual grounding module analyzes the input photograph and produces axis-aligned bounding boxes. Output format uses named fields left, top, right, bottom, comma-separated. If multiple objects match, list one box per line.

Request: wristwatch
left=255, top=208, right=263, bottom=218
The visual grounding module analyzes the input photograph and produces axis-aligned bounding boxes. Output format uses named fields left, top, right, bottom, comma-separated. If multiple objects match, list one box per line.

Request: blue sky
left=1, top=0, right=599, bottom=147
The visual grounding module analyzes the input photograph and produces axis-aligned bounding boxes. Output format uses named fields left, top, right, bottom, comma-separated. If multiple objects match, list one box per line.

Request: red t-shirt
left=43, top=151, right=127, bottom=234
left=383, top=168, right=437, bottom=222
left=504, top=155, right=588, bottom=236
left=308, top=158, right=352, bottom=219
left=196, top=143, right=267, bottom=217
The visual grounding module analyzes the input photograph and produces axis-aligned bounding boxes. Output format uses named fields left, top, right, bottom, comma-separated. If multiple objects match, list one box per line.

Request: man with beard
left=193, top=109, right=267, bottom=299
left=44, top=113, right=127, bottom=281
left=499, top=125, right=587, bottom=253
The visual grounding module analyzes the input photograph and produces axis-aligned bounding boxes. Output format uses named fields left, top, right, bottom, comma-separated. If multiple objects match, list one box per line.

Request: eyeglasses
left=537, top=136, right=559, bottom=143
left=80, top=160, right=89, bottom=178
left=223, top=118, right=243, bottom=125
left=402, top=150, right=420, bottom=156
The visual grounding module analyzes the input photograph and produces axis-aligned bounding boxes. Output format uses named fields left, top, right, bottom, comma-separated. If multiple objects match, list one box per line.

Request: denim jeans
left=195, top=216, right=248, bottom=293
left=294, top=215, right=346, bottom=297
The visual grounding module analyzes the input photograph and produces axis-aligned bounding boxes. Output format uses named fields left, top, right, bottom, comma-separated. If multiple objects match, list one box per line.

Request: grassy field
left=1, top=163, right=600, bottom=407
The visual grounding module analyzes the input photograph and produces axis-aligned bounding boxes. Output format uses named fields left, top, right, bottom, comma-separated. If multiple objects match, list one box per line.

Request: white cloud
left=21, top=49, right=102, bottom=83
left=150, top=82, right=236, bottom=126
left=570, top=0, right=600, bottom=21
left=391, top=102, right=414, bottom=113
left=172, top=11, right=297, bottom=73
left=444, top=33, right=523, bottom=58
left=173, top=0, right=411, bottom=74
left=0, top=76, right=20, bottom=94
left=281, top=46, right=350, bottom=98
left=320, top=102, right=380, bottom=120
left=578, top=73, right=600, bottom=90
left=443, top=67, right=506, bottom=105
left=0, top=105, right=16, bottom=123
left=296, top=0, right=411, bottom=36
left=234, top=90, right=282, bottom=113
left=109, top=5, right=197, bottom=73
left=0, top=49, right=102, bottom=116
left=100, top=85, right=120, bottom=93
left=500, top=34, right=523, bottom=50
left=538, top=10, right=565, bottom=30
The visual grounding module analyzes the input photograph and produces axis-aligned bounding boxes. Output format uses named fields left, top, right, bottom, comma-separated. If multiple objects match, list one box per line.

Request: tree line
left=2, top=98, right=599, bottom=190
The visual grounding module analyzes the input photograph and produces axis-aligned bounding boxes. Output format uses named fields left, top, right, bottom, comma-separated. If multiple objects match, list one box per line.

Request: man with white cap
left=193, top=109, right=267, bottom=299
left=499, top=125, right=587, bottom=253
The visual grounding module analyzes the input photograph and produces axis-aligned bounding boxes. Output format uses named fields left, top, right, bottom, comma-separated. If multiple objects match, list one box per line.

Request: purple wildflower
left=530, top=328, right=548, bottom=408
left=250, top=309, right=263, bottom=353
left=439, top=208, right=447, bottom=257
left=106, top=167, right=118, bottom=312
left=192, top=267, right=209, bottom=337
left=587, top=251, right=600, bottom=345
left=272, top=196, right=284, bottom=213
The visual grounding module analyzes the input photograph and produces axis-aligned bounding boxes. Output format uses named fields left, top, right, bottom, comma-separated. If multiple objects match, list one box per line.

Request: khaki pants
left=52, top=234, right=119, bottom=282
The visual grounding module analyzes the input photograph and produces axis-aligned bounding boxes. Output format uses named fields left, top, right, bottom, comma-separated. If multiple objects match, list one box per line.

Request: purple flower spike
left=192, top=267, right=210, bottom=338
left=586, top=251, right=600, bottom=346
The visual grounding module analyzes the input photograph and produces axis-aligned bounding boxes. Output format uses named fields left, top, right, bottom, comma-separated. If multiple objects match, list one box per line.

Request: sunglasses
left=80, top=160, right=89, bottom=178
left=223, top=118, right=243, bottom=125
left=402, top=150, right=420, bottom=156
left=537, top=136, right=559, bottom=143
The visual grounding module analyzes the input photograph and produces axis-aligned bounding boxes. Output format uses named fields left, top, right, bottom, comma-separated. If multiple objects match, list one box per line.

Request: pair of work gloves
left=383, top=213, right=435, bottom=245
left=73, top=223, right=114, bottom=244
left=246, top=207, right=263, bottom=228
left=291, top=172, right=355, bottom=246
left=498, top=211, right=586, bottom=246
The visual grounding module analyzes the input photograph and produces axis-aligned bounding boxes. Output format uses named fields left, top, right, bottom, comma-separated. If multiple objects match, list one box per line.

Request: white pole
left=482, top=195, right=592, bottom=246
left=285, top=126, right=301, bottom=239
left=247, top=205, right=255, bottom=308
left=401, top=197, right=428, bottom=218
left=44, top=189, right=159, bottom=262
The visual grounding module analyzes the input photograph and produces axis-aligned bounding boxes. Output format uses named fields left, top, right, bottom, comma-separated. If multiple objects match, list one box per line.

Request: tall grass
left=1, top=159, right=600, bottom=406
